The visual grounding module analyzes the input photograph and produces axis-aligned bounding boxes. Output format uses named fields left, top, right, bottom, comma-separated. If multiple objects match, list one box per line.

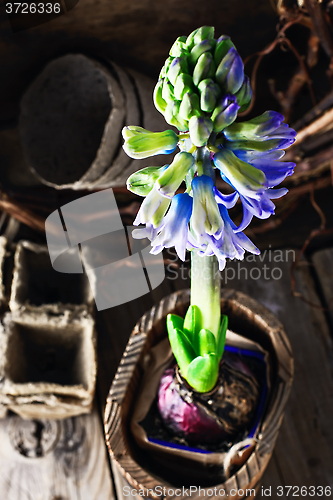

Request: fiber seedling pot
left=104, top=289, right=293, bottom=499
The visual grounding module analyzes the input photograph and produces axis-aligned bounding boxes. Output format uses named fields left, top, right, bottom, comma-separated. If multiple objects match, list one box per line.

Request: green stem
left=190, top=251, right=221, bottom=338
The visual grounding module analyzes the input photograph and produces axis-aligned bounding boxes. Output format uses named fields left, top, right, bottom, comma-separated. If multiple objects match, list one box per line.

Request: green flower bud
left=189, top=115, right=213, bottom=147
left=198, top=79, right=220, bottom=112
left=211, top=95, right=240, bottom=132
left=167, top=56, right=189, bottom=86
left=226, top=138, right=288, bottom=152
left=169, top=36, right=188, bottom=57
left=194, top=26, right=215, bottom=45
left=153, top=79, right=167, bottom=114
left=214, top=148, right=266, bottom=195
left=193, top=52, right=215, bottom=86
left=174, top=73, right=194, bottom=100
left=159, top=65, right=166, bottom=80
left=152, top=193, right=171, bottom=227
left=215, top=47, right=244, bottom=94
left=126, top=165, right=167, bottom=196
left=162, top=79, right=174, bottom=103
left=122, top=126, right=179, bottom=159
left=189, top=39, right=215, bottom=67
left=179, top=92, right=200, bottom=121
left=165, top=101, right=189, bottom=131
left=235, top=76, right=252, bottom=112
left=186, top=28, right=200, bottom=50
left=159, top=56, right=173, bottom=79
left=214, top=35, right=235, bottom=66
left=157, top=151, right=194, bottom=197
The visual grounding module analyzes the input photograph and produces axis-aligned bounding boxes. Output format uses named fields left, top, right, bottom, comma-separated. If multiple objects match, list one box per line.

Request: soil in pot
left=142, top=348, right=267, bottom=453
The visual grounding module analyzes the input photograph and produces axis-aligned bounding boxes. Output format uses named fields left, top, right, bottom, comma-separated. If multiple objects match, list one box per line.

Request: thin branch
left=269, top=33, right=319, bottom=121
left=241, top=13, right=314, bottom=116
left=303, top=0, right=333, bottom=61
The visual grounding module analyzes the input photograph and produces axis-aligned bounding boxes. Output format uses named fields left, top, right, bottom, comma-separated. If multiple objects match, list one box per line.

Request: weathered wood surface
left=312, top=248, right=333, bottom=330
left=0, top=243, right=332, bottom=499
left=0, top=0, right=278, bottom=124
left=98, top=248, right=333, bottom=498
left=221, top=252, right=333, bottom=492
left=0, top=405, right=114, bottom=500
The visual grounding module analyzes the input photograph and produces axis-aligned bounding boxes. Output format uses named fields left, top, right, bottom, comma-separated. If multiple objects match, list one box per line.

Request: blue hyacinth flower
left=133, top=183, right=171, bottom=228
left=191, top=175, right=224, bottom=245
left=236, top=187, right=288, bottom=232
left=229, top=149, right=293, bottom=231
left=149, top=193, right=193, bottom=261
left=213, top=112, right=296, bottom=232
left=197, top=203, right=260, bottom=271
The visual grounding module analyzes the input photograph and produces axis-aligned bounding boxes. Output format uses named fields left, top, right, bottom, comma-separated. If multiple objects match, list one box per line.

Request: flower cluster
left=123, top=27, right=296, bottom=271
left=153, top=26, right=251, bottom=146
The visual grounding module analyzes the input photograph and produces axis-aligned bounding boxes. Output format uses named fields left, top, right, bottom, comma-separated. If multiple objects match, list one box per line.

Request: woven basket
left=104, top=288, right=293, bottom=500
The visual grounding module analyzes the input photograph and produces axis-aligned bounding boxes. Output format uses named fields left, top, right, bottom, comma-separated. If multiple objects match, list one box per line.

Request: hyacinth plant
left=123, top=26, right=296, bottom=395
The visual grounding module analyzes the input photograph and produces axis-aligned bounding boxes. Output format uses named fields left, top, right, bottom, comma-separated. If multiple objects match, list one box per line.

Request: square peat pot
left=104, top=289, right=294, bottom=500
left=9, top=241, right=93, bottom=312
left=0, top=308, right=96, bottom=419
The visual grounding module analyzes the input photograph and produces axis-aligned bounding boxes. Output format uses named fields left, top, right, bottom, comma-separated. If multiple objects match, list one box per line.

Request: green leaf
left=186, top=354, right=219, bottom=393
left=216, top=314, right=228, bottom=361
left=183, top=305, right=203, bottom=351
left=126, top=165, right=166, bottom=196
left=198, top=328, right=216, bottom=356
left=168, top=328, right=196, bottom=378
left=166, top=313, right=184, bottom=333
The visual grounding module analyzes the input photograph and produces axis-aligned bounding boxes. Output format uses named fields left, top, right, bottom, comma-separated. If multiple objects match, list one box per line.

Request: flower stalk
left=190, top=251, right=221, bottom=339
left=122, top=25, right=296, bottom=394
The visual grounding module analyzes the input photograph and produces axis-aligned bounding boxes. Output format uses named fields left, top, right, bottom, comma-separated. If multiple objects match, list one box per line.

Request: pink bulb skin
left=157, top=368, right=228, bottom=445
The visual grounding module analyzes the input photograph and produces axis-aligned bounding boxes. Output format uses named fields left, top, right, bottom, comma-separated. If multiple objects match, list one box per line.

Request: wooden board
left=0, top=405, right=114, bottom=500
left=220, top=251, right=333, bottom=490
left=0, top=0, right=278, bottom=124
left=312, top=247, right=333, bottom=330
left=2, top=245, right=332, bottom=499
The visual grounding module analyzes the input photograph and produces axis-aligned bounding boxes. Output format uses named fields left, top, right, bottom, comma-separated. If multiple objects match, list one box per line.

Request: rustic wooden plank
left=96, top=277, right=174, bottom=410
left=0, top=0, right=277, bottom=124
left=257, top=453, right=287, bottom=500
left=0, top=405, right=114, bottom=500
left=112, top=460, right=139, bottom=500
left=97, top=266, right=175, bottom=500
left=221, top=250, right=333, bottom=488
left=312, top=247, right=333, bottom=331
